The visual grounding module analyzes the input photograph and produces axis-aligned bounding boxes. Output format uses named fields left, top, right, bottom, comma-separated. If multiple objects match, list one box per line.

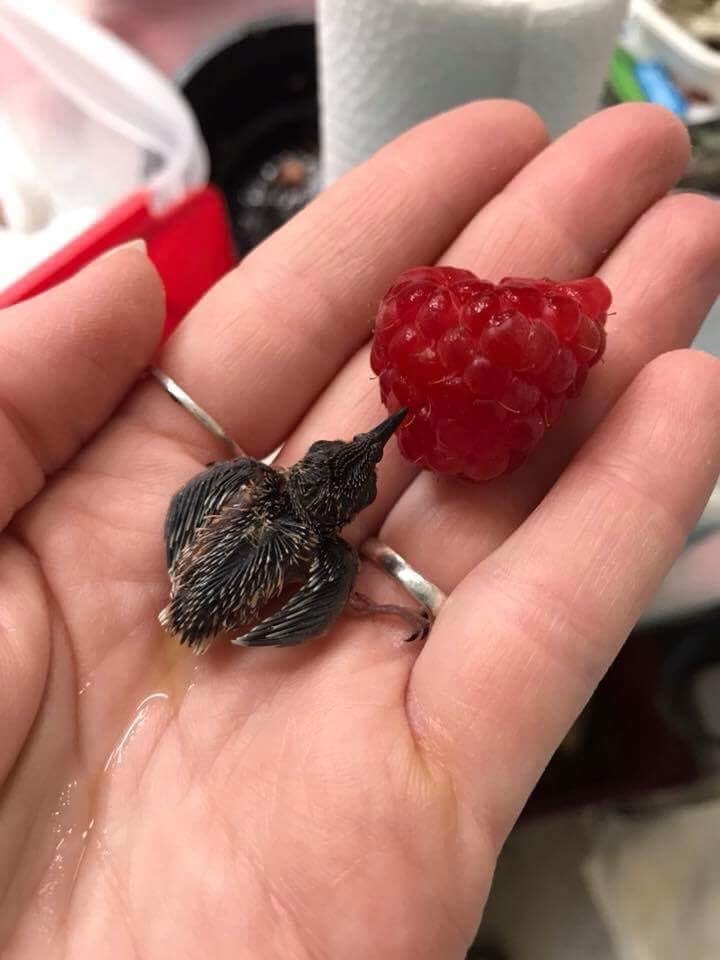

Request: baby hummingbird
left=159, top=408, right=429, bottom=652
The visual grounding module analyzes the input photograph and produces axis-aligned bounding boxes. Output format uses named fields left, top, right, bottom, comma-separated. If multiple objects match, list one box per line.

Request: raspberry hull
left=371, top=267, right=610, bottom=482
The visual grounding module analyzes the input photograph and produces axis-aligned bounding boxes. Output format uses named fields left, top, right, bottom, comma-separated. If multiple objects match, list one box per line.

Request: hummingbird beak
left=364, top=407, right=408, bottom=451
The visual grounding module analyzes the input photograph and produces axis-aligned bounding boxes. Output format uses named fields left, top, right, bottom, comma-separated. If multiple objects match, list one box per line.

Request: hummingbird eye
left=307, top=440, right=335, bottom=456
left=351, top=434, right=383, bottom=463
left=368, top=441, right=383, bottom=463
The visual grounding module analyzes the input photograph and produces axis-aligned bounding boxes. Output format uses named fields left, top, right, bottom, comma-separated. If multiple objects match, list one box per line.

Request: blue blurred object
left=633, top=59, right=688, bottom=117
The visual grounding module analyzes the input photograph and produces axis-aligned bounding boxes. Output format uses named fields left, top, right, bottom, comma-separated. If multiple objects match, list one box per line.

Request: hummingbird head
left=287, top=408, right=407, bottom=532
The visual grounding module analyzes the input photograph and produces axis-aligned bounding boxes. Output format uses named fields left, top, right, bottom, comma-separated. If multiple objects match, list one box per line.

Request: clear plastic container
left=63, top=0, right=315, bottom=76
left=0, top=0, right=208, bottom=288
left=0, top=0, right=235, bottom=336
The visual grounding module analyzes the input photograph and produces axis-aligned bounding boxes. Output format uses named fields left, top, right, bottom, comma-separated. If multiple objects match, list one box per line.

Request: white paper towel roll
left=317, top=0, right=629, bottom=183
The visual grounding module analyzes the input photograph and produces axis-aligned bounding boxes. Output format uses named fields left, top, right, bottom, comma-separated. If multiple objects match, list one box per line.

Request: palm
left=3, top=101, right=720, bottom=960
left=6, top=431, right=473, bottom=958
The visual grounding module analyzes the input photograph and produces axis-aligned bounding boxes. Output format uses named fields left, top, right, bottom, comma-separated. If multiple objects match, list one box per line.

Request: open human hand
left=2, top=101, right=720, bottom=959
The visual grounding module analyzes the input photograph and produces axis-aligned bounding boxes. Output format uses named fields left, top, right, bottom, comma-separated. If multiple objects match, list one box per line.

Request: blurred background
left=2, top=1, right=720, bottom=956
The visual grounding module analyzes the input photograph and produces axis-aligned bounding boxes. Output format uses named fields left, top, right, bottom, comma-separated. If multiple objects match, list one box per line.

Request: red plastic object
left=0, top=183, right=237, bottom=339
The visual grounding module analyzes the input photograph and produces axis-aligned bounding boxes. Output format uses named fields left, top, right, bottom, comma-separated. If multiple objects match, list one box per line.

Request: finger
left=133, top=101, right=546, bottom=460
left=0, top=245, right=164, bottom=530
left=408, top=349, right=720, bottom=848
left=0, top=539, right=51, bottom=783
left=382, top=190, right=720, bottom=588
left=275, top=105, right=692, bottom=538
left=442, top=102, right=689, bottom=275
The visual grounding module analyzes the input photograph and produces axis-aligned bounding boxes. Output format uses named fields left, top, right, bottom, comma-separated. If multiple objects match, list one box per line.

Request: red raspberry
left=371, top=266, right=610, bottom=482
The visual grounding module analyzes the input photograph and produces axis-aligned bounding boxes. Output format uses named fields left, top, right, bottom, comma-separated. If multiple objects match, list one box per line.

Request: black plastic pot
left=179, top=17, right=319, bottom=256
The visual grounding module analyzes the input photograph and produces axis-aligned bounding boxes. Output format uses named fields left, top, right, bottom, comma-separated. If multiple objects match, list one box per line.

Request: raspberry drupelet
left=371, top=266, right=611, bottom=482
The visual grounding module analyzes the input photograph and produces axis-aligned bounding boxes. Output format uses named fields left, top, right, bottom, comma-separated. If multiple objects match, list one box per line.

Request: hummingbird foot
left=347, top=591, right=433, bottom=643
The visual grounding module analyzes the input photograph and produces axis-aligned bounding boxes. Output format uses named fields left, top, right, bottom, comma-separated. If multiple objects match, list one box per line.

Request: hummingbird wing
left=160, top=474, right=314, bottom=652
left=164, top=457, right=265, bottom=571
left=232, top=536, right=359, bottom=648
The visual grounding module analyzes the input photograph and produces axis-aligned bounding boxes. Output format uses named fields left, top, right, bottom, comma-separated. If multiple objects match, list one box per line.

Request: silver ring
left=360, top=537, right=446, bottom=616
left=149, top=366, right=243, bottom=459
left=149, top=367, right=445, bottom=617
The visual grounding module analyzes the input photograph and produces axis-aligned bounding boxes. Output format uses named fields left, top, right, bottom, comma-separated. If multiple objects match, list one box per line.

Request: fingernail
left=97, top=238, right=148, bottom=261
